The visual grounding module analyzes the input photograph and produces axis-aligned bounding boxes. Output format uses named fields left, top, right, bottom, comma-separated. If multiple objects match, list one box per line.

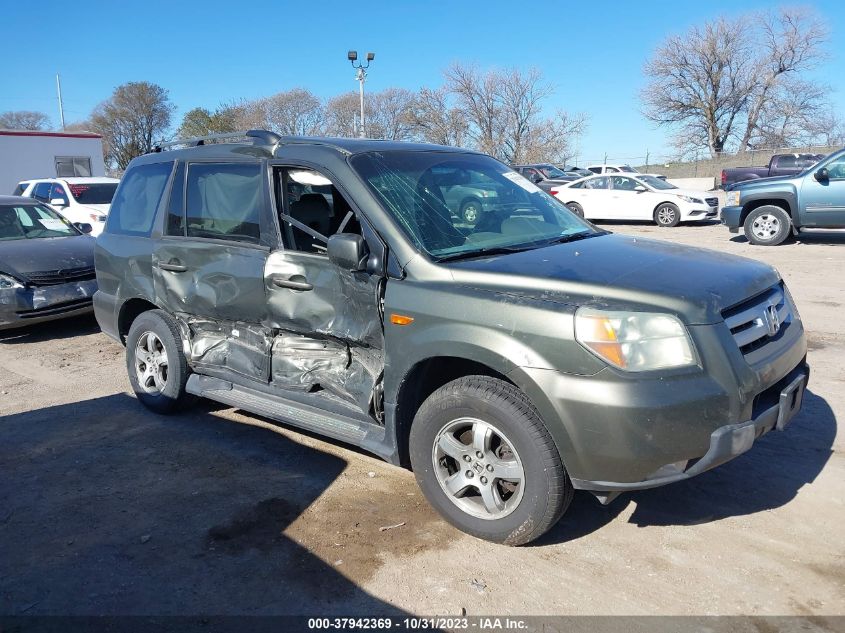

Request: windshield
left=0, top=204, right=79, bottom=240
left=68, top=182, right=118, bottom=205
left=538, top=165, right=567, bottom=179
left=638, top=175, right=677, bottom=190
left=350, top=151, right=599, bottom=260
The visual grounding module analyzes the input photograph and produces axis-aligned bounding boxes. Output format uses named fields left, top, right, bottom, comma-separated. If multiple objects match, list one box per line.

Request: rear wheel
left=566, top=202, right=584, bottom=218
left=409, top=376, right=572, bottom=545
left=126, top=310, right=192, bottom=414
left=743, top=205, right=792, bottom=246
left=654, top=202, right=680, bottom=227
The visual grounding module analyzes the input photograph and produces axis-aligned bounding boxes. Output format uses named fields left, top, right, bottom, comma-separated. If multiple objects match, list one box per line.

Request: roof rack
left=152, top=129, right=282, bottom=152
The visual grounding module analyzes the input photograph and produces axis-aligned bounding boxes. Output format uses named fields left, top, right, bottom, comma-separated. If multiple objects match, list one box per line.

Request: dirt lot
left=1, top=221, right=843, bottom=618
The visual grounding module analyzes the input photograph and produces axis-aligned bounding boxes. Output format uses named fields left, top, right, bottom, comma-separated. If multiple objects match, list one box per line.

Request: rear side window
left=32, top=182, right=52, bottom=202
left=186, top=162, right=263, bottom=245
left=50, top=183, right=69, bottom=205
left=105, top=161, right=173, bottom=237
left=11, top=184, right=25, bottom=196
left=776, top=156, right=797, bottom=168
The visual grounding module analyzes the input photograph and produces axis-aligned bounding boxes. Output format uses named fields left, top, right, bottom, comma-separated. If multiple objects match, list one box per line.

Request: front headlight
left=726, top=191, right=741, bottom=207
left=0, top=273, right=24, bottom=290
left=677, top=195, right=703, bottom=204
left=575, top=308, right=697, bottom=371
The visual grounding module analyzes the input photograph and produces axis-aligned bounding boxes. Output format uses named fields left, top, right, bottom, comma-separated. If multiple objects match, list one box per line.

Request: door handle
left=158, top=261, right=188, bottom=273
left=272, top=275, right=313, bottom=291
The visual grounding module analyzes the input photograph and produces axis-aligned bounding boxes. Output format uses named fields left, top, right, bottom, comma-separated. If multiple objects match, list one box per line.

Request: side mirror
left=73, top=222, right=93, bottom=234
left=815, top=167, right=829, bottom=182
left=634, top=185, right=648, bottom=192
left=529, top=173, right=543, bottom=184
left=50, top=198, right=67, bottom=207
left=327, top=233, right=368, bottom=271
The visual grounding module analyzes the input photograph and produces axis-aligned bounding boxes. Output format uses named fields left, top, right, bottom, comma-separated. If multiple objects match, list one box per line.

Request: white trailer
left=0, top=130, right=107, bottom=195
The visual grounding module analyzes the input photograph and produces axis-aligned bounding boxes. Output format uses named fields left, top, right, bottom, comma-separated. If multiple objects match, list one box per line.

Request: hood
left=80, top=204, right=111, bottom=214
left=446, top=233, right=779, bottom=324
left=0, top=235, right=95, bottom=278
left=729, top=174, right=802, bottom=191
left=664, top=188, right=717, bottom=199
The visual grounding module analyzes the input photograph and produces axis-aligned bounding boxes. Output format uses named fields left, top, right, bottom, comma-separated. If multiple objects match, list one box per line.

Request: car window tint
left=32, top=182, right=51, bottom=201
left=826, top=156, right=845, bottom=179
left=612, top=176, right=638, bottom=191
left=105, top=162, right=173, bottom=237
left=584, top=177, right=609, bottom=190
left=777, top=156, right=797, bottom=168
left=186, top=162, right=262, bottom=244
left=50, top=183, right=69, bottom=204
left=166, top=162, right=186, bottom=236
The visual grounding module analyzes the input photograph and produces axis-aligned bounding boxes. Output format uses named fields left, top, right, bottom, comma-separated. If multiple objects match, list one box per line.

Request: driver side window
left=612, top=176, right=638, bottom=191
left=825, top=157, right=845, bottom=180
left=276, top=168, right=362, bottom=254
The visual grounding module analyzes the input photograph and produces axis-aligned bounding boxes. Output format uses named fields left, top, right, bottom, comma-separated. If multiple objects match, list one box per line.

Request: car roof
left=18, top=177, right=119, bottom=185
left=0, top=195, right=41, bottom=205
left=137, top=135, right=480, bottom=164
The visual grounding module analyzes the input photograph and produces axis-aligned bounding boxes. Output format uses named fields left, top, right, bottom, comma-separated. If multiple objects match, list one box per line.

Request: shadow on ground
left=0, top=393, right=411, bottom=617
left=536, top=389, right=836, bottom=545
left=0, top=313, right=100, bottom=345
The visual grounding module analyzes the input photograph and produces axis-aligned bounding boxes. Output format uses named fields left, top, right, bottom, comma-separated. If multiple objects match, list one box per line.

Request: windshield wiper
left=435, top=245, right=533, bottom=263
left=541, top=230, right=605, bottom=246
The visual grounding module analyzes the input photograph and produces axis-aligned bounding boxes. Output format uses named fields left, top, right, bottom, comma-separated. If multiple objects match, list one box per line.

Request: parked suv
left=721, top=147, right=845, bottom=245
left=95, top=130, right=809, bottom=545
left=15, top=177, right=120, bottom=236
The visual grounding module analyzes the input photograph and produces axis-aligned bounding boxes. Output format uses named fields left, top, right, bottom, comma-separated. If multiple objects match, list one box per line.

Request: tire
left=654, top=202, right=681, bottom=227
left=566, top=202, right=584, bottom=218
left=743, top=205, right=792, bottom=246
left=460, top=198, right=482, bottom=225
left=409, top=376, right=573, bottom=546
left=126, top=309, right=192, bottom=414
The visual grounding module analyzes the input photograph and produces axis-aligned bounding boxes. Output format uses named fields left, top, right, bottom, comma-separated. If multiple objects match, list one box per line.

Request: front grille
left=23, top=266, right=96, bottom=287
left=705, top=197, right=719, bottom=207
left=722, top=284, right=792, bottom=355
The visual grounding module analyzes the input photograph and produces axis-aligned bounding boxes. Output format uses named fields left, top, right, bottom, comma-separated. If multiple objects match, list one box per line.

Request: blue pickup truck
left=721, top=147, right=845, bottom=245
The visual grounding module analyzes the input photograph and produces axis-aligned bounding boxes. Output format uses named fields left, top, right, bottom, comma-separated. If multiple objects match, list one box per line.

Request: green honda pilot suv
left=94, top=130, right=809, bottom=545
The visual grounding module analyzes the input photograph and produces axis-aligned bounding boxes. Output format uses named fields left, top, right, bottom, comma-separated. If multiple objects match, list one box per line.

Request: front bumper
left=721, top=205, right=743, bottom=232
left=570, top=365, right=808, bottom=499
left=515, top=316, right=808, bottom=499
left=0, top=279, right=97, bottom=331
left=683, top=204, right=719, bottom=221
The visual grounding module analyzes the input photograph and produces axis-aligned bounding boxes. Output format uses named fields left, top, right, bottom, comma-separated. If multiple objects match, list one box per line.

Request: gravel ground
left=1, top=221, right=843, bottom=618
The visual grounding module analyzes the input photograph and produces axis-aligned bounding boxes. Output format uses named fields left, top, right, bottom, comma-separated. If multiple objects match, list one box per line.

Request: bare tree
left=407, top=87, right=468, bottom=147
left=0, top=110, right=51, bottom=130
left=366, top=88, right=416, bottom=140
left=739, top=8, right=828, bottom=150
left=89, top=82, right=175, bottom=169
left=445, top=63, right=503, bottom=157
left=324, top=92, right=360, bottom=137
left=519, top=111, right=588, bottom=164
left=258, top=88, right=325, bottom=136
left=752, top=77, right=829, bottom=148
left=643, top=8, right=829, bottom=157
left=642, top=17, right=754, bottom=156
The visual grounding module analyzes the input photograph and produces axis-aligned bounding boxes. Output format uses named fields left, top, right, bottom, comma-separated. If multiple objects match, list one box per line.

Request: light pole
left=348, top=50, right=374, bottom=138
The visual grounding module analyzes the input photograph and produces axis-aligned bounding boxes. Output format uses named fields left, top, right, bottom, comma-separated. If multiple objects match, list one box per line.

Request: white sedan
left=551, top=174, right=719, bottom=227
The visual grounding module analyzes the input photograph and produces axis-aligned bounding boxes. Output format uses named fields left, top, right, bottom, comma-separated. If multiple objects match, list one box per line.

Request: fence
left=580, top=145, right=842, bottom=185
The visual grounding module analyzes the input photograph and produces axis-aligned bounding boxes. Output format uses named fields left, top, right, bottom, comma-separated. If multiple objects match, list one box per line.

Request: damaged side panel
left=177, top=316, right=272, bottom=382
left=263, top=251, right=385, bottom=416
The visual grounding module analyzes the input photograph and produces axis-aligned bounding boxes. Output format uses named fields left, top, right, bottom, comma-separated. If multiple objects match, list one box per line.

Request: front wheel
left=654, top=202, right=680, bottom=227
left=460, top=198, right=482, bottom=225
left=126, top=310, right=192, bottom=414
left=409, top=376, right=572, bottom=545
left=743, top=205, right=792, bottom=246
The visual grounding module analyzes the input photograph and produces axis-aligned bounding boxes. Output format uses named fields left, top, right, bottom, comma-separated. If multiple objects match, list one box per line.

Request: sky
left=2, top=0, right=844, bottom=165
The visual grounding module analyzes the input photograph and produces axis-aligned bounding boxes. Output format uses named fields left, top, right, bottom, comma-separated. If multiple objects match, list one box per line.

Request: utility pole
left=348, top=51, right=375, bottom=138
left=56, top=73, right=66, bottom=130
